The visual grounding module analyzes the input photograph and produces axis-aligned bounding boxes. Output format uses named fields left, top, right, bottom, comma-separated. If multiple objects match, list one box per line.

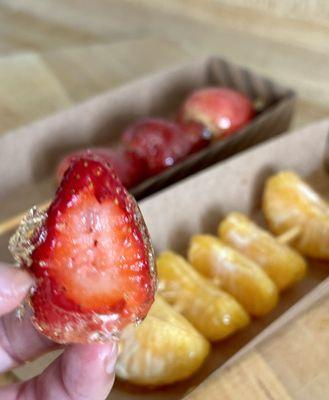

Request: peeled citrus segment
left=157, top=251, right=249, bottom=341
left=188, top=235, right=279, bottom=317
left=219, top=212, right=307, bottom=291
left=263, top=171, right=329, bottom=260
left=116, top=295, right=210, bottom=386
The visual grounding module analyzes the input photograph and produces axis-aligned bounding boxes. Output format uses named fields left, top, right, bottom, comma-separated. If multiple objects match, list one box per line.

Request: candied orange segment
left=157, top=251, right=249, bottom=341
left=188, top=235, right=279, bottom=316
left=116, top=295, right=210, bottom=386
left=263, top=171, right=329, bottom=260
left=219, top=212, right=307, bottom=290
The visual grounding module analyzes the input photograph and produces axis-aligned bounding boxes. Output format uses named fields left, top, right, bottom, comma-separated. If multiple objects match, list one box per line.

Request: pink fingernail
left=0, top=264, right=34, bottom=295
left=13, top=270, right=34, bottom=290
left=105, top=341, right=118, bottom=374
left=0, top=264, right=34, bottom=315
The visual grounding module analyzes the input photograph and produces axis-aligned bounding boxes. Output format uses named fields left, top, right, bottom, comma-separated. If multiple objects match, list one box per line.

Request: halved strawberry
left=27, top=156, right=156, bottom=343
left=56, top=147, right=148, bottom=189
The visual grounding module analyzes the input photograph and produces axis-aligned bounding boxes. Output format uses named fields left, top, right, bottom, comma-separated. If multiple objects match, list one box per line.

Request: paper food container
left=0, top=55, right=295, bottom=213
left=9, top=118, right=329, bottom=399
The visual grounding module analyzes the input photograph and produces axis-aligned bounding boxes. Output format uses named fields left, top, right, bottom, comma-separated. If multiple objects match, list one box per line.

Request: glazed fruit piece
left=263, top=171, right=329, bottom=260
left=116, top=295, right=210, bottom=386
left=157, top=251, right=249, bottom=341
left=122, top=117, right=191, bottom=176
left=188, top=235, right=278, bottom=317
left=176, top=116, right=212, bottom=152
left=180, top=87, right=255, bottom=140
left=219, top=212, right=307, bottom=290
left=56, top=147, right=148, bottom=189
left=10, top=156, right=156, bottom=343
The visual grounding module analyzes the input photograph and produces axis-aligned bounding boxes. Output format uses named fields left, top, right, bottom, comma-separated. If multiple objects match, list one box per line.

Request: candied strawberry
left=28, top=156, right=156, bottom=343
left=176, top=114, right=212, bottom=153
left=122, top=118, right=191, bottom=176
left=181, top=87, right=255, bottom=140
left=56, top=147, right=148, bottom=189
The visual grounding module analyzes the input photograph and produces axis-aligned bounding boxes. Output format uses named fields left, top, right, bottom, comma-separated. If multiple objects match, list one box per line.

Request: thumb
left=0, top=263, right=34, bottom=316
left=1, top=342, right=118, bottom=400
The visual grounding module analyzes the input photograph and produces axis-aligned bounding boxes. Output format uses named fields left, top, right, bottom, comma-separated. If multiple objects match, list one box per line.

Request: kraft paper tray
left=9, top=119, right=329, bottom=400
left=0, top=55, right=295, bottom=213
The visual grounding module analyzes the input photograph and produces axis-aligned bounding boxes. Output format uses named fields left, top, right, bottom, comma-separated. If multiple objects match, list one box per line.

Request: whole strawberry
left=57, top=147, right=148, bottom=189
left=176, top=117, right=212, bottom=153
left=181, top=87, right=255, bottom=140
left=122, top=118, right=191, bottom=176
left=11, top=156, right=156, bottom=343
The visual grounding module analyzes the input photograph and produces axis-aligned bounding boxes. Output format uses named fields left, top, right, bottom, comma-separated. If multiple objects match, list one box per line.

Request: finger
left=0, top=309, right=57, bottom=373
left=1, top=342, right=118, bottom=400
left=0, top=263, right=34, bottom=316
left=0, top=263, right=53, bottom=373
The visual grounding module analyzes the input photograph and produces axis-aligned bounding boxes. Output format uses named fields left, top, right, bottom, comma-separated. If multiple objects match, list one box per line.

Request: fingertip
left=0, top=262, right=34, bottom=289
left=68, top=341, right=118, bottom=374
left=11, top=269, right=34, bottom=290
left=59, top=340, right=118, bottom=399
left=103, top=341, right=119, bottom=374
left=0, top=263, right=34, bottom=315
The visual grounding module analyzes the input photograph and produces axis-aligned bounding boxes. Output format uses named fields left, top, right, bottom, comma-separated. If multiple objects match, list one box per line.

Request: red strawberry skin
left=56, top=147, right=148, bottom=189
left=176, top=114, right=212, bottom=153
left=30, top=156, right=156, bottom=343
left=181, top=87, right=255, bottom=140
left=122, top=118, right=191, bottom=176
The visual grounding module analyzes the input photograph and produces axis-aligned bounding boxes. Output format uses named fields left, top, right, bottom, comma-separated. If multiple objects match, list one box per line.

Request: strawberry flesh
left=30, top=156, right=156, bottom=343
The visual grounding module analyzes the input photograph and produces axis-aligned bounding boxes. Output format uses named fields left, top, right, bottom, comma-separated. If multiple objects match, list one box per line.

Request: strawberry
left=176, top=115, right=212, bottom=153
left=56, top=147, right=148, bottom=189
left=122, top=118, right=191, bottom=176
left=181, top=87, right=255, bottom=140
left=25, top=156, right=156, bottom=343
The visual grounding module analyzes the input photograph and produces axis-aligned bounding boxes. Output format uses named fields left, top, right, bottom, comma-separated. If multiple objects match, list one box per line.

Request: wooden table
left=187, top=292, right=329, bottom=400
left=0, top=1, right=328, bottom=398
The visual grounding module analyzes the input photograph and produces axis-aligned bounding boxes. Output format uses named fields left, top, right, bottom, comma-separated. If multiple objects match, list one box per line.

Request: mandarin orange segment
left=262, top=171, right=329, bottom=260
left=156, top=251, right=249, bottom=341
left=188, top=235, right=279, bottom=317
left=116, top=295, right=210, bottom=386
left=219, top=212, right=307, bottom=290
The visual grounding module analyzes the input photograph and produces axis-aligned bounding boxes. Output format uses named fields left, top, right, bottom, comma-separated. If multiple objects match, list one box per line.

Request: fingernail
left=0, top=264, right=34, bottom=315
left=0, top=263, right=34, bottom=294
left=12, top=270, right=34, bottom=291
left=105, top=341, right=118, bottom=375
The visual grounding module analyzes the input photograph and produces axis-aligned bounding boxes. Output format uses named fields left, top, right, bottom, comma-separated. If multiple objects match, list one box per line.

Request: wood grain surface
left=0, top=1, right=328, bottom=398
left=187, top=296, right=329, bottom=400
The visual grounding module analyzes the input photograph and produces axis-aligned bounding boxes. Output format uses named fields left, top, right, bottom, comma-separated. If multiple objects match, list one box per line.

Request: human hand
left=0, top=262, right=118, bottom=400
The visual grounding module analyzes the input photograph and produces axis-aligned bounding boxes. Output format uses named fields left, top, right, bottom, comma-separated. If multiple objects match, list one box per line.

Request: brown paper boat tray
left=0, top=55, right=295, bottom=209
left=8, top=119, right=329, bottom=400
